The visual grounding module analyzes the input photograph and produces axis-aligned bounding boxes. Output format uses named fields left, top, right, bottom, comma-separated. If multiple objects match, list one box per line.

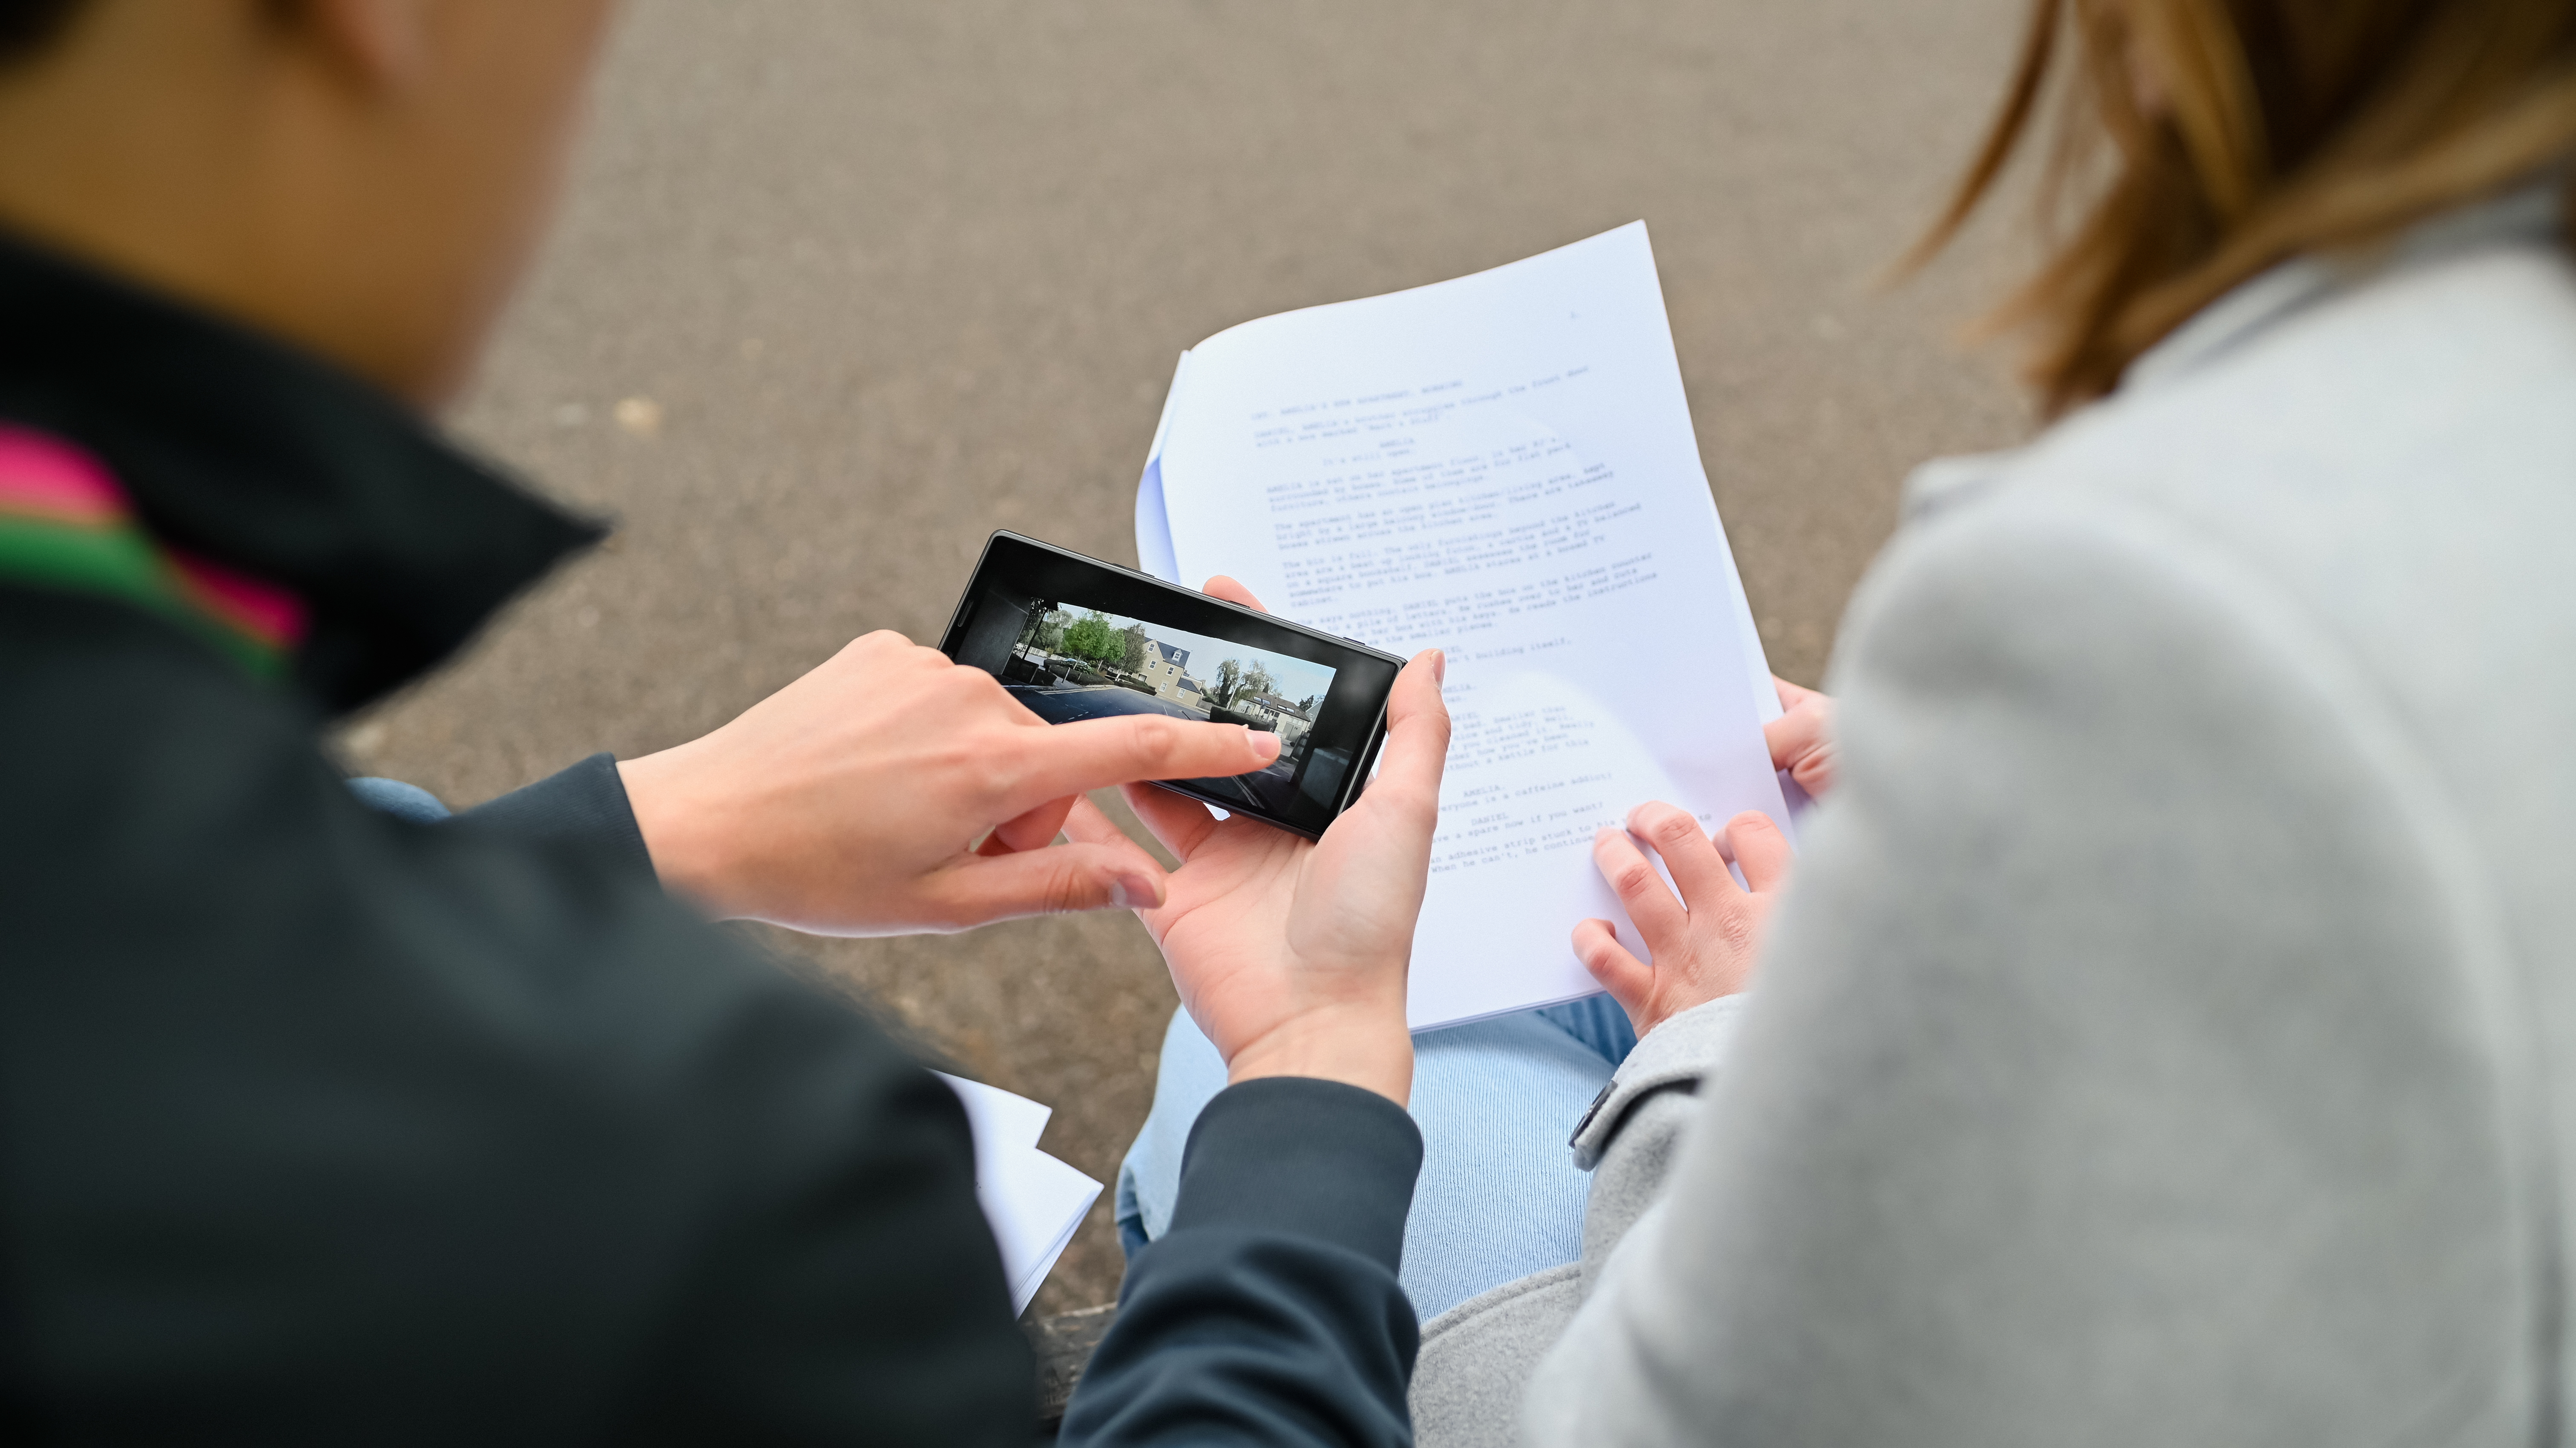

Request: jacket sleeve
left=612, top=991, right=1039, bottom=1445
left=1060, top=1077, right=1424, bottom=1447
left=1562, top=994, right=1745, bottom=1286
left=1524, top=491, right=2542, bottom=1446
left=458, top=750, right=656, bottom=880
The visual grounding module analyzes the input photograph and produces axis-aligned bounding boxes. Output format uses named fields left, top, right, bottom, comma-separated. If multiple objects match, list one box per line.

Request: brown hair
left=0, top=0, right=82, bottom=69
left=1918, top=0, right=2576, bottom=414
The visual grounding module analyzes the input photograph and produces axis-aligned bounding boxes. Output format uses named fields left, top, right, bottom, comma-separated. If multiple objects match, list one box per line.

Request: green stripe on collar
left=0, top=423, right=306, bottom=679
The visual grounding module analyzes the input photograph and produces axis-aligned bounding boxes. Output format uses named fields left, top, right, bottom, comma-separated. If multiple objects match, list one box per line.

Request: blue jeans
left=347, top=777, right=450, bottom=823
left=1116, top=996, right=1636, bottom=1322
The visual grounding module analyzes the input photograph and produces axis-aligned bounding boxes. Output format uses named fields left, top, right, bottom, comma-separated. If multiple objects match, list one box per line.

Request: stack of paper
left=935, top=1072, right=1103, bottom=1315
left=1135, top=222, right=1792, bottom=1031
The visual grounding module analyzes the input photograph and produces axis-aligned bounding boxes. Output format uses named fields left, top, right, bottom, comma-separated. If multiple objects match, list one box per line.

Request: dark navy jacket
left=0, top=230, right=1420, bottom=1445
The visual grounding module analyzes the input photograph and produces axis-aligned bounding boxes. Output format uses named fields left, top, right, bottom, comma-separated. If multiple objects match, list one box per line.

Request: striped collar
left=0, top=229, right=599, bottom=711
left=0, top=424, right=306, bottom=678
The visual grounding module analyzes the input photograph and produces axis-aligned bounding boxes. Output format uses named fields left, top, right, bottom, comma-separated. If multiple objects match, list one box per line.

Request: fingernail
left=1430, top=649, right=1446, bottom=684
left=1248, top=728, right=1280, bottom=763
left=1110, top=873, right=1162, bottom=910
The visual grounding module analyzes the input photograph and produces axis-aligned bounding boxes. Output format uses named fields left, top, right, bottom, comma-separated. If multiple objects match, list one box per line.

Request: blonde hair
left=1918, top=0, right=2576, bottom=414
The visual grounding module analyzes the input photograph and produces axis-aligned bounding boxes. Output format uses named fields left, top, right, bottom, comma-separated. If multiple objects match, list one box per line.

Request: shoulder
left=2072, top=236, right=2573, bottom=491
left=1, top=577, right=941, bottom=1165
left=1909, top=227, right=2576, bottom=566
left=0, top=583, right=1016, bottom=1431
left=1860, top=227, right=2576, bottom=787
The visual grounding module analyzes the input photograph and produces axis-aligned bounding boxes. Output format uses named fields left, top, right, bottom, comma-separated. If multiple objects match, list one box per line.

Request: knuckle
left=1644, top=809, right=1699, bottom=845
left=944, top=737, right=1021, bottom=800
left=1609, top=862, right=1661, bottom=899
left=982, top=762, right=1029, bottom=802
left=1715, top=906, right=1762, bottom=955
left=1400, top=790, right=1443, bottom=832
left=1040, top=865, right=1094, bottom=916
left=1127, top=715, right=1182, bottom=764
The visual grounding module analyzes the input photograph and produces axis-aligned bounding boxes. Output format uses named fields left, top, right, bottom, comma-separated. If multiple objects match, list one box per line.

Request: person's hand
left=1766, top=674, right=1837, bottom=797
left=1064, top=576, right=1448, bottom=1105
left=1569, top=675, right=1820, bottom=1034
left=1573, top=805, right=1791, bottom=1037
left=614, top=630, right=1285, bottom=935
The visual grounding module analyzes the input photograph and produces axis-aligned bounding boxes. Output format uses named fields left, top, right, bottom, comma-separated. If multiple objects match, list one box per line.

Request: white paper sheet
left=1134, top=351, right=1190, bottom=585
left=936, top=1072, right=1102, bottom=1314
left=983, top=1147, right=1104, bottom=1313
left=1140, top=223, right=1790, bottom=1030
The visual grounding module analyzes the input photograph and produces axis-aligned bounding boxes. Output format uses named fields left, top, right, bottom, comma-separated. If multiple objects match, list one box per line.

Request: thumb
left=920, top=842, right=1170, bottom=930
left=1763, top=695, right=1836, bottom=794
left=1202, top=575, right=1270, bottom=612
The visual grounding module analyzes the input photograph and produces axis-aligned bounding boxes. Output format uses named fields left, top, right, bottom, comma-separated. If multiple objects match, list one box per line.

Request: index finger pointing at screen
left=1000, top=714, right=1282, bottom=813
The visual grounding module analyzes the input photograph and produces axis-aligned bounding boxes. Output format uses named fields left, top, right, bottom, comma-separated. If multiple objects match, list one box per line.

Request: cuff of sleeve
left=457, top=752, right=657, bottom=883
left=1168, top=1077, right=1424, bottom=1273
left=1569, top=993, right=1746, bottom=1170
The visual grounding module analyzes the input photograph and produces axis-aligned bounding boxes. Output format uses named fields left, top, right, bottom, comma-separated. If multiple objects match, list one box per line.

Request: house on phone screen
left=1141, top=640, right=1206, bottom=707
left=1238, top=693, right=1315, bottom=748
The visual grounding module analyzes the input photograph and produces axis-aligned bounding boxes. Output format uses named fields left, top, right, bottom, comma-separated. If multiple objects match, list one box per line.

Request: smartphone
left=939, top=532, right=1404, bottom=839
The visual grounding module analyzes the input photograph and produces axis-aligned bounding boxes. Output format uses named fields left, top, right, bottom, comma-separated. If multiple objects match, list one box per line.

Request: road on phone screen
left=1006, top=683, right=1305, bottom=814
left=345, top=0, right=2033, bottom=1316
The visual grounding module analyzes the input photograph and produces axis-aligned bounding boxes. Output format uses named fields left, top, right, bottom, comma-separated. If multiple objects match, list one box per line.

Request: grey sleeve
left=1567, top=994, right=1745, bottom=1287
left=1525, top=492, right=2543, bottom=1447
left=457, top=752, right=657, bottom=883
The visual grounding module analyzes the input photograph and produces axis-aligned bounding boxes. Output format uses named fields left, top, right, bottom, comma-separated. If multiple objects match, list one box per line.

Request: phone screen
left=940, top=532, right=1403, bottom=837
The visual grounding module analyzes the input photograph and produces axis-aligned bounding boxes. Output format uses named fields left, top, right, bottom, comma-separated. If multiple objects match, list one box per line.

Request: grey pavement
left=347, top=0, right=2035, bottom=1316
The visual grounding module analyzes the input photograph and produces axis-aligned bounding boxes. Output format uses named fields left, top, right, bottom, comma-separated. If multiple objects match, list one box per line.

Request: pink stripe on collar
left=0, top=423, right=131, bottom=522
left=0, top=420, right=310, bottom=654
left=168, top=548, right=310, bottom=649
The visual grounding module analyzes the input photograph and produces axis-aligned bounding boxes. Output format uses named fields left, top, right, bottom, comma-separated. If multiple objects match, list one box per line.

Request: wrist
left=1223, top=999, right=1414, bottom=1106
left=615, top=747, right=742, bottom=916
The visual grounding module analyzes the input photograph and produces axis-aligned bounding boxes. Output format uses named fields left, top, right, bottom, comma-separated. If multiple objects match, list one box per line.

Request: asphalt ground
left=346, top=0, right=2037, bottom=1316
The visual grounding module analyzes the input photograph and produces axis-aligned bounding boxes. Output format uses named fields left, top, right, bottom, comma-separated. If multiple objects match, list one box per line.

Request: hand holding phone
left=1062, top=576, right=1451, bottom=1106
left=939, top=533, right=1405, bottom=839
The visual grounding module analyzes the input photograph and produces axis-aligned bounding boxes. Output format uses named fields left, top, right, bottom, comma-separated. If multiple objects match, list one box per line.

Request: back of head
left=1920, top=0, right=2576, bottom=413
left=0, top=0, right=81, bottom=67
left=0, top=0, right=614, bottom=406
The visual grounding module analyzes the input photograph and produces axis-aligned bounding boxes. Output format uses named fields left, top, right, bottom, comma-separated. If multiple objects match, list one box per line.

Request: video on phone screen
left=956, top=595, right=1349, bottom=818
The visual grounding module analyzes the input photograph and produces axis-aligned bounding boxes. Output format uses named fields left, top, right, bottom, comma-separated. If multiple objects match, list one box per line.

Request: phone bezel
left=938, top=531, right=1405, bottom=839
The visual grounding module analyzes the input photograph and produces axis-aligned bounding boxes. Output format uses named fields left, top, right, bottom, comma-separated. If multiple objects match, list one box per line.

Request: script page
left=934, top=1072, right=1101, bottom=1314
left=1151, top=223, right=1788, bottom=1029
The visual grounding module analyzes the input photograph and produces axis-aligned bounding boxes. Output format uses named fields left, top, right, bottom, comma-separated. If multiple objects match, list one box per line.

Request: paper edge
left=1182, top=221, right=1652, bottom=363
left=1133, top=350, right=1190, bottom=583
